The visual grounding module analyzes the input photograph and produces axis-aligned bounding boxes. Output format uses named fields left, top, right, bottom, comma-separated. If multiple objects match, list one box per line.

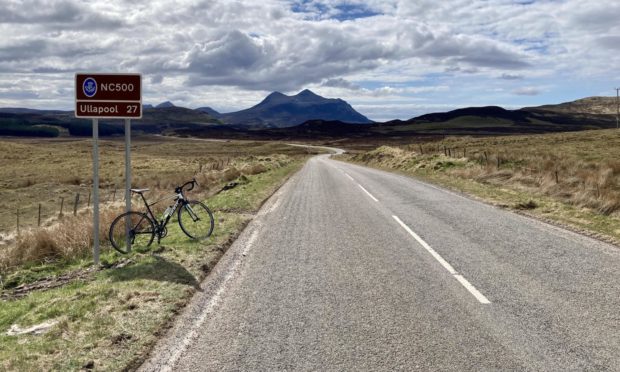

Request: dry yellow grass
left=0, top=137, right=306, bottom=271
left=356, top=130, right=620, bottom=216
left=0, top=137, right=303, bottom=234
left=343, top=129, right=620, bottom=241
left=0, top=208, right=121, bottom=271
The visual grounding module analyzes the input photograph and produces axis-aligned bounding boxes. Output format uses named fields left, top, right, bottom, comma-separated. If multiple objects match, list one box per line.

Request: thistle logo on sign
left=83, top=77, right=97, bottom=97
left=75, top=73, right=142, bottom=119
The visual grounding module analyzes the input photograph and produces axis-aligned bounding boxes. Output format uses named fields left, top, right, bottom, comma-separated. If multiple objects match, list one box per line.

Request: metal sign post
left=92, top=119, right=100, bottom=265
left=125, top=118, right=132, bottom=252
left=615, top=88, right=619, bottom=129
left=75, top=73, right=141, bottom=265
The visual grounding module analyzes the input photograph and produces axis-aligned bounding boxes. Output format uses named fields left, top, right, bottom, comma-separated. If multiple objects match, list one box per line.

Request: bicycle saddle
left=130, top=188, right=150, bottom=193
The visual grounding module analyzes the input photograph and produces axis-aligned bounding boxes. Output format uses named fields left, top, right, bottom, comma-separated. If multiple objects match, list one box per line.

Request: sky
left=0, top=0, right=619, bottom=121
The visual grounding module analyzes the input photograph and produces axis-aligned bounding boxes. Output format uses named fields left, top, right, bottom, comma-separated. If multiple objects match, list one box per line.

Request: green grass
left=0, top=142, right=307, bottom=371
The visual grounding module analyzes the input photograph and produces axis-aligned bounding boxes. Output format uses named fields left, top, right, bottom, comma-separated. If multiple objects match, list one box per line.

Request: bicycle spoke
left=109, top=212, right=155, bottom=254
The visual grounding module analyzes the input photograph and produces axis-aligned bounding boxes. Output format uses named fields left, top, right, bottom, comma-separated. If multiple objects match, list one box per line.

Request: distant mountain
left=526, top=96, right=618, bottom=115
left=155, top=101, right=175, bottom=109
left=134, top=106, right=219, bottom=134
left=0, top=107, right=67, bottom=114
left=195, top=107, right=222, bottom=118
left=143, top=104, right=154, bottom=109
left=219, top=89, right=372, bottom=128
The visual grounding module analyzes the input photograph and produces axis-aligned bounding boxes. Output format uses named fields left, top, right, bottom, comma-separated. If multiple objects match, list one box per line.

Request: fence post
left=16, top=208, right=20, bottom=237
left=497, top=156, right=501, bottom=170
left=59, top=197, right=64, bottom=218
left=484, top=151, right=488, bottom=165
left=73, top=193, right=80, bottom=216
left=87, top=191, right=91, bottom=207
left=113, top=186, right=117, bottom=202
left=38, top=203, right=42, bottom=227
left=555, top=171, right=559, bottom=184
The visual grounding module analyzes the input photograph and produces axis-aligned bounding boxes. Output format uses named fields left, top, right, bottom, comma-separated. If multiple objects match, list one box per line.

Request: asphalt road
left=140, top=152, right=620, bottom=371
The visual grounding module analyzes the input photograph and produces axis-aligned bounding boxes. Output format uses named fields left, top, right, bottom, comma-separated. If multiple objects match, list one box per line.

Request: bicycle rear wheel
left=178, top=201, right=214, bottom=240
left=109, top=211, right=155, bottom=254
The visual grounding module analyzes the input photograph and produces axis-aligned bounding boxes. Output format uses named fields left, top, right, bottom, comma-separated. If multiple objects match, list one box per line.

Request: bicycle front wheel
left=109, top=211, right=155, bottom=254
left=178, top=201, right=214, bottom=240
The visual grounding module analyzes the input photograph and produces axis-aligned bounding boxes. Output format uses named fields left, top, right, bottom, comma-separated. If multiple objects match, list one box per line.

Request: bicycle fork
left=184, top=204, right=201, bottom=222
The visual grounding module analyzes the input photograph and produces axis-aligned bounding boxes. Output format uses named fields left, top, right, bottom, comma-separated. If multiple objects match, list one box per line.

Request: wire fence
left=2, top=186, right=129, bottom=240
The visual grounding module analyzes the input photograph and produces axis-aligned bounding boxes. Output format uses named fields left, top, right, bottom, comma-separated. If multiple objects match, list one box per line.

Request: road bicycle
left=108, top=178, right=214, bottom=254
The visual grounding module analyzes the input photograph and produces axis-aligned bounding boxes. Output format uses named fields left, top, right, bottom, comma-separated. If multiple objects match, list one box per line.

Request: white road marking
left=393, top=216, right=456, bottom=274
left=160, top=268, right=234, bottom=372
left=259, top=197, right=281, bottom=216
left=392, top=215, right=491, bottom=304
left=158, top=227, right=261, bottom=371
left=344, top=172, right=355, bottom=181
left=242, top=230, right=259, bottom=256
left=454, top=274, right=491, bottom=304
left=358, top=184, right=379, bottom=202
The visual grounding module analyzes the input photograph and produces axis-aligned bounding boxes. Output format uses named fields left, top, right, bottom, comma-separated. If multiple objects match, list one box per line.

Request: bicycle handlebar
left=176, top=178, right=197, bottom=194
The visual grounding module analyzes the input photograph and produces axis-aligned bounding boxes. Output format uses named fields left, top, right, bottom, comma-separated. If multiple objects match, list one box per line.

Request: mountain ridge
left=1, top=94, right=618, bottom=138
left=216, top=89, right=372, bottom=128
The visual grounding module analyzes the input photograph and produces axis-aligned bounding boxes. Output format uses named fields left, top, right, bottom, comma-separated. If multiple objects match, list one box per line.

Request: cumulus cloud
left=321, top=78, right=361, bottom=90
left=0, top=0, right=124, bottom=28
left=513, top=87, right=542, bottom=96
left=0, top=0, right=618, bottom=119
left=500, top=73, right=524, bottom=80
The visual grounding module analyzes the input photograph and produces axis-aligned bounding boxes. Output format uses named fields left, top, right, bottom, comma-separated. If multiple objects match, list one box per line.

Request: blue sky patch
left=290, top=0, right=382, bottom=21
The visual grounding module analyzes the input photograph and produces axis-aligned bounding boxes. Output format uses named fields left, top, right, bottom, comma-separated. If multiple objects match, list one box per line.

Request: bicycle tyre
left=109, top=211, right=156, bottom=254
left=178, top=201, right=214, bottom=240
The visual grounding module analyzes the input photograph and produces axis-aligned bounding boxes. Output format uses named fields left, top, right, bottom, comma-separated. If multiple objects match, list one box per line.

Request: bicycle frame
left=138, top=192, right=183, bottom=230
left=135, top=189, right=200, bottom=237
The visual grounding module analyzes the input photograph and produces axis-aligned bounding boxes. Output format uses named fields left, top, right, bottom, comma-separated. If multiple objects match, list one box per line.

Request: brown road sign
left=75, top=73, right=142, bottom=118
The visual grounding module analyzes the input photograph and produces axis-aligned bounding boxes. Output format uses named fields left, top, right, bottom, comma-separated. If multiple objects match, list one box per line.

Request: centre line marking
left=344, top=172, right=355, bottom=181
left=392, top=215, right=491, bottom=304
left=358, top=184, right=379, bottom=202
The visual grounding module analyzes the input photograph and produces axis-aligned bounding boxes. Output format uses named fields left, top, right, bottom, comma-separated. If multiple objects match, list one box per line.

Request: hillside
left=411, top=106, right=530, bottom=123
left=218, top=89, right=372, bottom=128
left=374, top=102, right=616, bottom=135
left=0, top=106, right=220, bottom=137
left=195, top=106, right=222, bottom=118
left=527, top=96, right=618, bottom=115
